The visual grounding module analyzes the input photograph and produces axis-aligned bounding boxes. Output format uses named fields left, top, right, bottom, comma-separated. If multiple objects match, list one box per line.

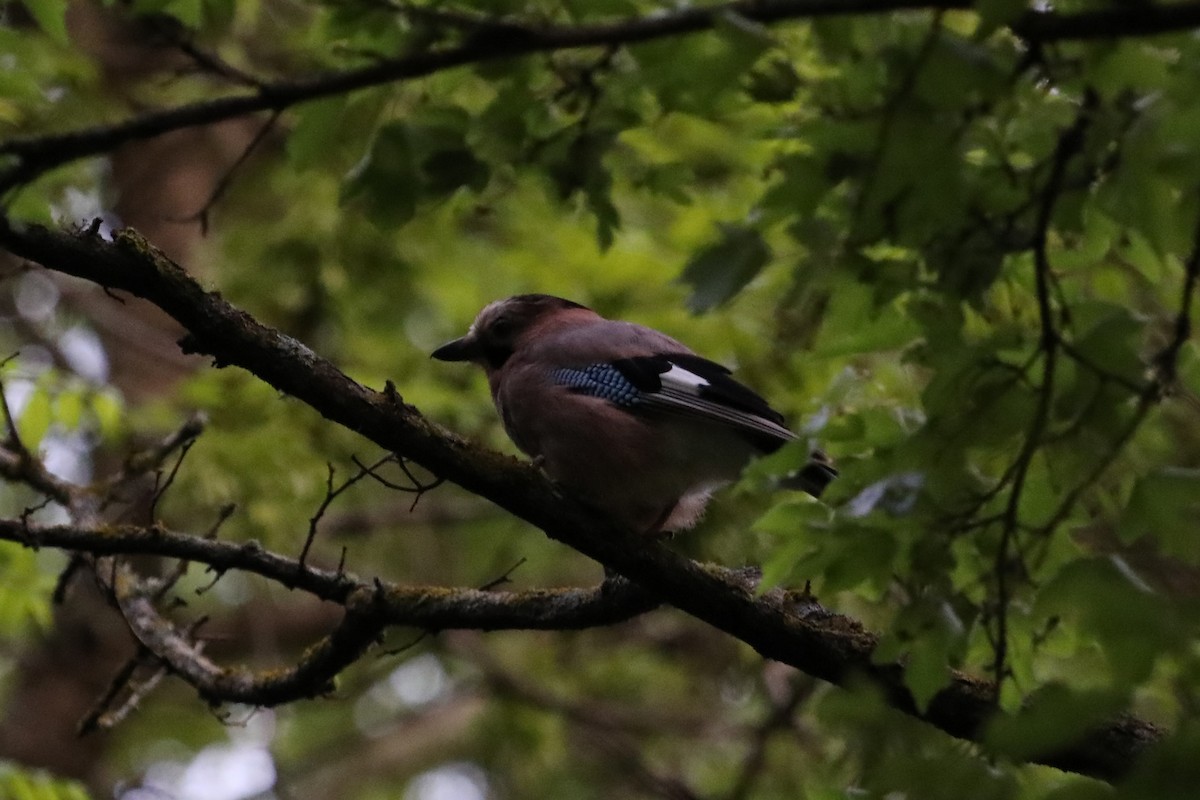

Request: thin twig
left=101, top=414, right=206, bottom=510
left=52, top=552, right=85, bottom=604
left=0, top=372, right=28, bottom=452
left=300, top=457, right=387, bottom=567
left=78, top=649, right=149, bottom=736
left=381, top=630, right=429, bottom=657
left=479, top=557, right=528, bottom=592
left=170, top=110, right=282, bottom=233
left=395, top=458, right=446, bottom=510
left=148, top=440, right=196, bottom=521
left=352, top=454, right=447, bottom=510
left=350, top=454, right=409, bottom=491
left=175, top=39, right=265, bottom=88
left=991, top=91, right=1094, bottom=692
left=153, top=503, right=236, bottom=601
left=82, top=616, right=209, bottom=734
left=1033, top=195, right=1200, bottom=538
left=1058, top=338, right=1148, bottom=396
left=725, top=678, right=812, bottom=800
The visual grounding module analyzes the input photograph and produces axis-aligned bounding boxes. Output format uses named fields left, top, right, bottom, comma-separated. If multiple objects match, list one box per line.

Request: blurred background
left=2, top=1, right=1200, bottom=798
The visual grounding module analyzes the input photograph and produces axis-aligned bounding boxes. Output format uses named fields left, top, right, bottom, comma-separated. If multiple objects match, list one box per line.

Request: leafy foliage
left=0, top=762, right=91, bottom=800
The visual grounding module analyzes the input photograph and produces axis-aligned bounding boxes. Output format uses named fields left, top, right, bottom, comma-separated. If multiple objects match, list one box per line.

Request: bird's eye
left=490, top=317, right=514, bottom=339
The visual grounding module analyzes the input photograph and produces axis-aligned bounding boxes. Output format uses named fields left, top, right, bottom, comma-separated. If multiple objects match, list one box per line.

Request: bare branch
left=1013, top=2, right=1200, bottom=41
left=113, top=568, right=382, bottom=706
left=583, top=728, right=708, bottom=800
left=0, top=517, right=661, bottom=631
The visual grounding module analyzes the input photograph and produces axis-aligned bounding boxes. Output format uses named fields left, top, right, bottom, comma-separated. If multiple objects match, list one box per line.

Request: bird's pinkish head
left=431, top=294, right=590, bottom=369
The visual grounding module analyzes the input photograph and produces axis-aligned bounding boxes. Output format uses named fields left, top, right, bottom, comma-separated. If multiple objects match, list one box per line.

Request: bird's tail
left=782, top=450, right=838, bottom=498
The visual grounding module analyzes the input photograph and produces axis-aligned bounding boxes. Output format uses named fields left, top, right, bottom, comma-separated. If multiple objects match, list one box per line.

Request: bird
left=432, top=294, right=836, bottom=533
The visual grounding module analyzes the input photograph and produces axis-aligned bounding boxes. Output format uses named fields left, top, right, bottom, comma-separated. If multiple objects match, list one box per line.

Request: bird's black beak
left=431, top=335, right=480, bottom=362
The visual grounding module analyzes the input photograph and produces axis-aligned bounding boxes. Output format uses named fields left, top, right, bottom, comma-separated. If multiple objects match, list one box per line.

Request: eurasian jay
left=432, top=294, right=836, bottom=533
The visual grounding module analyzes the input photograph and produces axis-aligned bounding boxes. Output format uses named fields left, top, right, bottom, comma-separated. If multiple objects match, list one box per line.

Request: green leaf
left=1036, top=556, right=1175, bottom=686
left=22, top=0, right=69, bottom=45
left=754, top=499, right=849, bottom=592
left=132, top=0, right=201, bottom=27
left=745, top=57, right=801, bottom=103
left=288, top=97, right=350, bottom=170
left=1072, top=301, right=1145, bottom=366
left=422, top=149, right=489, bottom=195
left=341, top=123, right=419, bottom=227
left=756, top=504, right=828, bottom=589
left=53, top=388, right=83, bottom=430
left=986, top=683, right=1124, bottom=761
left=1093, top=41, right=1174, bottom=99
left=19, top=388, right=51, bottom=450
left=164, top=0, right=203, bottom=27
left=629, top=12, right=770, bottom=113
left=1121, top=720, right=1200, bottom=800
left=679, top=223, right=771, bottom=313
left=90, top=389, right=123, bottom=439
left=1120, top=468, right=1200, bottom=561
left=632, top=161, right=693, bottom=205
left=545, top=129, right=621, bottom=250
left=813, top=280, right=922, bottom=356
left=895, top=599, right=966, bottom=712
left=974, top=0, right=1027, bottom=37
left=741, top=440, right=822, bottom=489
left=1179, top=341, right=1200, bottom=401
left=1038, top=780, right=1113, bottom=800
left=760, top=155, right=829, bottom=223
left=796, top=517, right=897, bottom=598
left=0, top=544, right=54, bottom=638
left=913, top=37, right=1005, bottom=111
left=0, top=762, right=93, bottom=800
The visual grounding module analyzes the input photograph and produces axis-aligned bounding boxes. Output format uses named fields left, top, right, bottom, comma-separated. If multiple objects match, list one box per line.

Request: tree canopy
left=2, top=0, right=1200, bottom=798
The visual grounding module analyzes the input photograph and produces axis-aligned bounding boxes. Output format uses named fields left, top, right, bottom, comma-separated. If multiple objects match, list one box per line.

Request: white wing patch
left=659, top=363, right=710, bottom=393
left=641, top=358, right=796, bottom=444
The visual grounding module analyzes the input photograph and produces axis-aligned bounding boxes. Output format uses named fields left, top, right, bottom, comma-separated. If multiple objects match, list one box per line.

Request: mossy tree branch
left=0, top=216, right=1162, bottom=781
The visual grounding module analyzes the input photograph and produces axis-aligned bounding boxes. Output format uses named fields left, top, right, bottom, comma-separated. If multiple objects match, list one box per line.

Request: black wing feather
left=664, top=353, right=786, bottom=426
left=609, top=356, right=672, bottom=392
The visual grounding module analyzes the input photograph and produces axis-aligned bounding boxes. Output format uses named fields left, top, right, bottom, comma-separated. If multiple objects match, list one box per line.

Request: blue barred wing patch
left=552, top=356, right=796, bottom=452
left=552, top=364, right=643, bottom=407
